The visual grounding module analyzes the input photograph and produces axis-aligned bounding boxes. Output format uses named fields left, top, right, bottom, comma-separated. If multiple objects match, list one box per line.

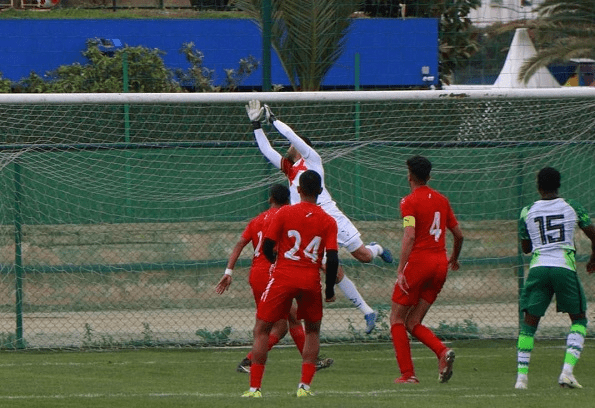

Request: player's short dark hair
left=537, top=167, right=561, bottom=192
left=300, top=135, right=313, bottom=147
left=407, top=155, right=432, bottom=182
left=269, top=183, right=290, bottom=205
left=299, top=170, right=322, bottom=197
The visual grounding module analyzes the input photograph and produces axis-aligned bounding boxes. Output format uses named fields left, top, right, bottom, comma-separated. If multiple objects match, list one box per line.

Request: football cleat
left=296, top=385, right=314, bottom=397
left=371, top=242, right=394, bottom=264
left=559, top=372, right=582, bottom=389
left=236, top=357, right=251, bottom=374
left=316, top=356, right=334, bottom=371
left=364, top=311, right=377, bottom=334
left=514, top=374, right=528, bottom=390
left=438, top=348, right=455, bottom=383
left=395, top=374, right=419, bottom=384
left=241, top=389, right=262, bottom=398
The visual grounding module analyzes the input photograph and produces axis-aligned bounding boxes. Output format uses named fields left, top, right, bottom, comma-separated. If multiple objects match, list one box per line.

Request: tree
left=235, top=0, right=362, bottom=91
left=515, top=0, right=595, bottom=84
left=12, top=39, right=259, bottom=93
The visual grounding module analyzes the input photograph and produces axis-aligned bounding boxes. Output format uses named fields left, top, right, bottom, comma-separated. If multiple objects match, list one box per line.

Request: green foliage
left=0, top=332, right=25, bottom=349
left=10, top=38, right=258, bottom=93
left=519, top=0, right=595, bottom=83
left=196, top=326, right=233, bottom=344
left=0, top=73, right=11, bottom=93
left=175, top=42, right=259, bottom=91
left=435, top=318, right=480, bottom=339
left=235, top=0, right=362, bottom=91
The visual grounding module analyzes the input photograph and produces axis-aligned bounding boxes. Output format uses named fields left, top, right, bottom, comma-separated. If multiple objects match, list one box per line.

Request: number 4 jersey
left=400, top=185, right=459, bottom=255
left=519, top=198, right=592, bottom=271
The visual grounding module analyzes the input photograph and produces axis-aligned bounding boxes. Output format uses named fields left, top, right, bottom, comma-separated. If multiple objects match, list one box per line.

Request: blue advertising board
left=0, top=18, right=438, bottom=87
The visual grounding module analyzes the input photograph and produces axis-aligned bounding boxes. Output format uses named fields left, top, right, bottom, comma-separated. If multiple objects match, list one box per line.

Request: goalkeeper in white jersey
left=515, top=167, right=595, bottom=390
left=246, top=99, right=393, bottom=334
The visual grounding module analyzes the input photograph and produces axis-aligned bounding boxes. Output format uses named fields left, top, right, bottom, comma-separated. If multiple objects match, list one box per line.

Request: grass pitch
left=0, top=340, right=593, bottom=407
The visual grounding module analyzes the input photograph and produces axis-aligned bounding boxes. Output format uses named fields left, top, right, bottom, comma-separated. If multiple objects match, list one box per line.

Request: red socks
left=411, top=323, right=446, bottom=357
left=391, top=323, right=414, bottom=376
left=300, top=362, right=316, bottom=386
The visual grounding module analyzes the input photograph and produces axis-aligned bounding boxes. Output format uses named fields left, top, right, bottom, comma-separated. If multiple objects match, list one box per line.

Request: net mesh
left=0, top=91, right=593, bottom=349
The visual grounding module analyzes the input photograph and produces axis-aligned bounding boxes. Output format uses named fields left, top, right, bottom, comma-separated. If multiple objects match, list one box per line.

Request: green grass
left=0, top=340, right=593, bottom=407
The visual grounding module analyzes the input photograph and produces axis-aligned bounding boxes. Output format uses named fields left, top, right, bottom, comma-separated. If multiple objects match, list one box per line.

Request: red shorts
left=392, top=251, right=448, bottom=306
left=256, top=277, right=323, bottom=323
left=249, top=265, right=273, bottom=306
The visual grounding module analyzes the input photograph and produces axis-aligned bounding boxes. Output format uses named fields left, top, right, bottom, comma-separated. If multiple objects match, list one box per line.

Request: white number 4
left=429, top=212, right=442, bottom=242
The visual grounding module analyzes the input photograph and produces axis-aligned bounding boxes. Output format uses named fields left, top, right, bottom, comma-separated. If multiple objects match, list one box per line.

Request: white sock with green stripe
left=562, top=323, right=586, bottom=375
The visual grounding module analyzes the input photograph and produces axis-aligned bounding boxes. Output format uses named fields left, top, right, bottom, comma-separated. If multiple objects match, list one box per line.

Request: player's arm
left=325, top=249, right=339, bottom=302
left=581, top=223, right=595, bottom=273
left=447, top=224, right=464, bottom=271
left=262, top=237, right=277, bottom=264
left=246, top=100, right=283, bottom=169
left=265, top=104, right=319, bottom=163
left=396, top=216, right=415, bottom=294
left=215, top=236, right=250, bottom=295
left=518, top=206, right=532, bottom=254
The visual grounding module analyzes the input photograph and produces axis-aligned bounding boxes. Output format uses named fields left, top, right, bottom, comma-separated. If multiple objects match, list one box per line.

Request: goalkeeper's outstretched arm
left=254, top=128, right=282, bottom=169
left=264, top=103, right=320, bottom=164
left=272, top=119, right=318, bottom=162
left=246, top=99, right=283, bottom=169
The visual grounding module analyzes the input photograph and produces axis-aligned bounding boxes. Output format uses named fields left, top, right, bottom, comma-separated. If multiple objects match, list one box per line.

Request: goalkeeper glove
left=245, top=99, right=264, bottom=129
left=263, top=104, right=277, bottom=124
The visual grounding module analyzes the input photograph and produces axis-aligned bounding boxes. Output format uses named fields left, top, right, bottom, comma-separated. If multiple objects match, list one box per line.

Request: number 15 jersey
left=519, top=198, right=592, bottom=271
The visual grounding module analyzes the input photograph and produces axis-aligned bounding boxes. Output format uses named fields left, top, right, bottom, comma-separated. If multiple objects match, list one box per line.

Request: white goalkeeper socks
left=337, top=276, right=374, bottom=315
left=365, top=243, right=383, bottom=259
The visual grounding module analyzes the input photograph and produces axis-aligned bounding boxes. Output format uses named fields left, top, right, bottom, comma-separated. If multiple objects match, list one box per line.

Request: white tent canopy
left=492, top=28, right=560, bottom=88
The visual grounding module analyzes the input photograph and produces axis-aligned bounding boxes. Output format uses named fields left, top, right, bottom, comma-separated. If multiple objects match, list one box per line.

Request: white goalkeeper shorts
left=321, top=202, right=363, bottom=253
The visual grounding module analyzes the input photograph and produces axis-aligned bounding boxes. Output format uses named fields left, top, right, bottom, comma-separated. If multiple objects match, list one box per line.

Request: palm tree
left=235, top=0, right=362, bottom=91
left=518, top=0, right=595, bottom=83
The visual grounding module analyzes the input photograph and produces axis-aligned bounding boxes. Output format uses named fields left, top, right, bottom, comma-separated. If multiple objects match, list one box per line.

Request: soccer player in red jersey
left=242, top=170, right=339, bottom=398
left=391, top=155, right=464, bottom=384
left=215, top=184, right=333, bottom=374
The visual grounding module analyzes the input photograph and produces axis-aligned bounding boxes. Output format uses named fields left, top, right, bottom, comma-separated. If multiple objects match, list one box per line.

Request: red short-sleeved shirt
left=399, top=185, right=458, bottom=255
left=241, top=207, right=279, bottom=301
left=265, top=201, right=338, bottom=288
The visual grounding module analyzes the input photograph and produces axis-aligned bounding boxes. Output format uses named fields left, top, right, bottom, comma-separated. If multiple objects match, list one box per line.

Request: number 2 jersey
left=400, top=185, right=458, bottom=255
left=242, top=207, right=279, bottom=291
left=519, top=198, right=592, bottom=271
left=265, top=201, right=338, bottom=289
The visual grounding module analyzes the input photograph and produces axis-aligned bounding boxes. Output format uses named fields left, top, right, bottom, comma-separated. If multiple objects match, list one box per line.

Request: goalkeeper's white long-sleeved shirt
left=253, top=119, right=342, bottom=219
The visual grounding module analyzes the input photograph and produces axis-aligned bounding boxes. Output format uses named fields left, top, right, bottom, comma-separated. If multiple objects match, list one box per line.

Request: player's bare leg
left=351, top=243, right=393, bottom=264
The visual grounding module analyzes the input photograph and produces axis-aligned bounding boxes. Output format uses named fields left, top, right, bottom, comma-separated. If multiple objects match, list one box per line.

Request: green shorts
left=520, top=266, right=587, bottom=317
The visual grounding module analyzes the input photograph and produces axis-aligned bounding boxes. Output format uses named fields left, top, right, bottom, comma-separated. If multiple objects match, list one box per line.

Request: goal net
left=0, top=89, right=593, bottom=349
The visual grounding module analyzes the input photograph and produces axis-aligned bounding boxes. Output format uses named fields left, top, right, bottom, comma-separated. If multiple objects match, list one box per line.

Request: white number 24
left=284, top=230, right=321, bottom=263
left=429, top=212, right=442, bottom=242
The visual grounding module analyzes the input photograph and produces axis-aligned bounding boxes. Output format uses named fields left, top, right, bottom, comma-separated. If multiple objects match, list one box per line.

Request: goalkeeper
left=246, top=99, right=393, bottom=334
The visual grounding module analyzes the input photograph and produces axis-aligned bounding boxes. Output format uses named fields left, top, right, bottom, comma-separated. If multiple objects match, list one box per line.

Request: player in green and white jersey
left=515, top=167, right=595, bottom=390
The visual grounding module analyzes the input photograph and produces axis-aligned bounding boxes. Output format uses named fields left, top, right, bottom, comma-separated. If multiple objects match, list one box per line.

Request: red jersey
left=265, top=201, right=338, bottom=288
left=242, top=207, right=279, bottom=287
left=399, top=185, right=458, bottom=255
